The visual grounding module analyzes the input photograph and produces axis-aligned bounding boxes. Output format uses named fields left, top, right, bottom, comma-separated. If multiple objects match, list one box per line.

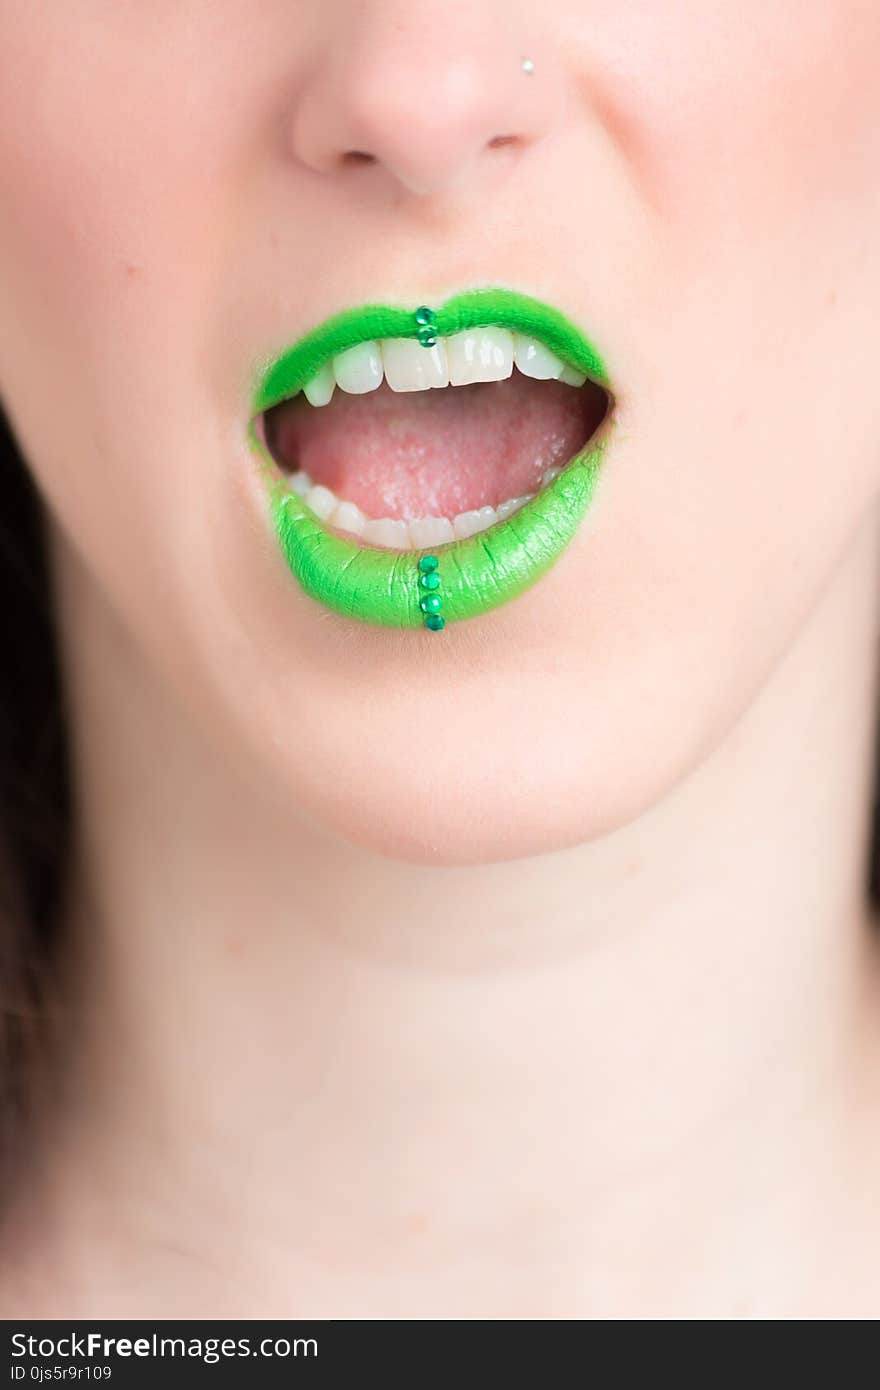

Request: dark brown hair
left=0, top=402, right=878, bottom=1186
left=1, top=406, right=70, bottom=1183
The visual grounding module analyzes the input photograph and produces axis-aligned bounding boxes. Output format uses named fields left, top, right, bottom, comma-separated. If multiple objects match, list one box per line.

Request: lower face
left=0, top=4, right=878, bottom=868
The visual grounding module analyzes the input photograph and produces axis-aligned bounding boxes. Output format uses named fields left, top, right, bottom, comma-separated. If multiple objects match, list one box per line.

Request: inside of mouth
left=261, top=368, right=610, bottom=549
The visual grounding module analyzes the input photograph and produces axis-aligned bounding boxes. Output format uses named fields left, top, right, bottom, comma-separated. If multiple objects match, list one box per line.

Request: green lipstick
left=248, top=288, right=612, bottom=630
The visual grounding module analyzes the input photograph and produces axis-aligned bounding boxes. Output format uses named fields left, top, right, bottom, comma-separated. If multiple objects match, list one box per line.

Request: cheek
left=586, top=0, right=880, bottom=637
left=585, top=0, right=880, bottom=400
left=0, top=14, right=258, bottom=634
left=586, top=1, right=880, bottom=207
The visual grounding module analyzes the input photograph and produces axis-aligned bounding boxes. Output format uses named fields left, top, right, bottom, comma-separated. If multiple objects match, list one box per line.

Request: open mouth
left=249, top=289, right=614, bottom=631
left=261, top=328, right=609, bottom=551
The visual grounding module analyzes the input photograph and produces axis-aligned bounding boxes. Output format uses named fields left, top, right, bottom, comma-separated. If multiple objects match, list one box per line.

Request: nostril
left=340, top=150, right=377, bottom=167
left=487, top=134, right=520, bottom=150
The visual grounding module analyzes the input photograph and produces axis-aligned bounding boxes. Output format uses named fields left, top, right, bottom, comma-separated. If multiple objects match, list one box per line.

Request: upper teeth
left=284, top=328, right=586, bottom=549
left=301, top=329, right=587, bottom=404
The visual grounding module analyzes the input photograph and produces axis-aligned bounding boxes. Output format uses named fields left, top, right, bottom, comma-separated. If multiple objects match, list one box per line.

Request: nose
left=288, top=3, right=562, bottom=198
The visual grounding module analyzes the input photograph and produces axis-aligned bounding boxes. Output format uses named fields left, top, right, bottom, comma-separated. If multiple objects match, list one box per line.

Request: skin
left=0, top=0, right=879, bottom=1317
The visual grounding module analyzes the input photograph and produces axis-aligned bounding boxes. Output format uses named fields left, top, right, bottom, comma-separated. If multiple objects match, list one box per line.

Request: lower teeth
left=286, top=468, right=563, bottom=550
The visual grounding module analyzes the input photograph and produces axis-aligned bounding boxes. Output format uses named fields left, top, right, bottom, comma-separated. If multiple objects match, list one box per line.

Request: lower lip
left=249, top=423, right=610, bottom=630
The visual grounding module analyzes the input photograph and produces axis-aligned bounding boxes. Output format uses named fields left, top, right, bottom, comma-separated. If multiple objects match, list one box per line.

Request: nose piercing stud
left=521, top=57, right=535, bottom=75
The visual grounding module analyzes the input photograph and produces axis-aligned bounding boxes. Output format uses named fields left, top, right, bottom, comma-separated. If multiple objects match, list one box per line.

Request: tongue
left=265, top=376, right=590, bottom=520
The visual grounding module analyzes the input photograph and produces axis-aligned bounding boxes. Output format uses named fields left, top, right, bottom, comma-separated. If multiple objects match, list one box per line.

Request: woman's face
left=0, top=2, right=877, bottom=864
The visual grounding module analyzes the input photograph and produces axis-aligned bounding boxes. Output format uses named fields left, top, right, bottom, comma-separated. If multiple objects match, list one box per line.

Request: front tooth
left=446, top=328, right=514, bottom=386
left=496, top=494, right=532, bottom=521
left=559, top=364, right=587, bottom=387
left=362, top=517, right=412, bottom=549
left=333, top=341, right=384, bottom=394
left=303, top=360, right=336, bottom=406
left=452, top=506, right=497, bottom=540
left=330, top=499, right=367, bottom=536
left=452, top=509, right=484, bottom=540
left=305, top=483, right=339, bottom=521
left=408, top=515, right=455, bottom=548
left=382, top=338, right=449, bottom=392
left=513, top=334, right=565, bottom=381
left=288, top=468, right=313, bottom=496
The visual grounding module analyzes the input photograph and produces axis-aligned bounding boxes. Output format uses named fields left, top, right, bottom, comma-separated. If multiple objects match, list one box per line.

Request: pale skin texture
left=0, top=0, right=879, bottom=1317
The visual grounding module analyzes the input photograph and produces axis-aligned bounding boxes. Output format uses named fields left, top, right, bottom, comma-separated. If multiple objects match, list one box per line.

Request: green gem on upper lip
left=253, top=289, right=609, bottom=416
left=415, top=306, right=438, bottom=348
left=253, top=288, right=609, bottom=416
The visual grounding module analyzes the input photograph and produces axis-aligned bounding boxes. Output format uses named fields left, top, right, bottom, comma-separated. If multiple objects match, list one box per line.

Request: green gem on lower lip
left=418, top=551, right=445, bottom=630
left=265, top=435, right=607, bottom=630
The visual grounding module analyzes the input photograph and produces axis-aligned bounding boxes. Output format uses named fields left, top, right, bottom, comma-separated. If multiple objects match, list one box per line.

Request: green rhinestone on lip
left=417, top=549, right=445, bottom=630
left=414, top=305, right=438, bottom=349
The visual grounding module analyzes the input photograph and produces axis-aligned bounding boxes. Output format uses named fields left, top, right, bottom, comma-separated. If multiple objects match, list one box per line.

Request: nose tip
left=289, top=18, right=560, bottom=198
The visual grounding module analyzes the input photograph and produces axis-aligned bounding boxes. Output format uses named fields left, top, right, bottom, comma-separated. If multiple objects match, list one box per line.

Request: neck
left=11, top=506, right=880, bottom=1318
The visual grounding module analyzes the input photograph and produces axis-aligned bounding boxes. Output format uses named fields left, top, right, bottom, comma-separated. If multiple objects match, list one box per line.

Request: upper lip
left=251, top=287, right=610, bottom=416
